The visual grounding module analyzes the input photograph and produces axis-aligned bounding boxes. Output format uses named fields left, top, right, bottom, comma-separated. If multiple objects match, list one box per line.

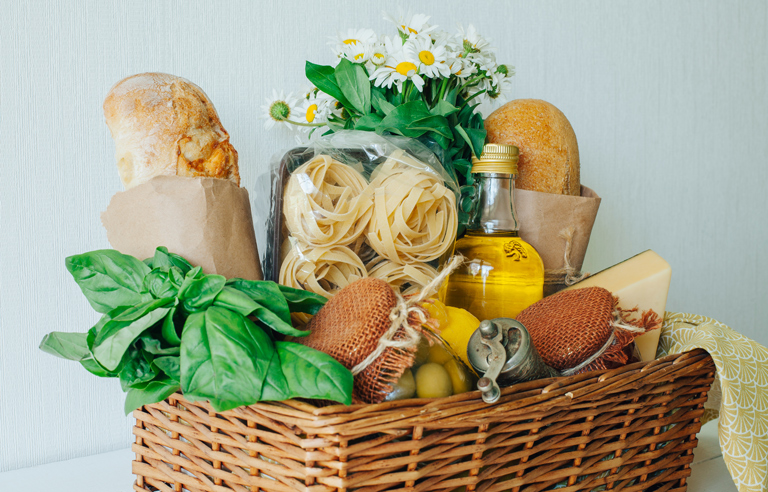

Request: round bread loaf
left=484, top=99, right=579, bottom=196
left=103, top=72, right=239, bottom=189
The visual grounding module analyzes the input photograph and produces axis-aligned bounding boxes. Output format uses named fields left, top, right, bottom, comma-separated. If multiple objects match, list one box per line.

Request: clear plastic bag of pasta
left=265, top=130, right=460, bottom=311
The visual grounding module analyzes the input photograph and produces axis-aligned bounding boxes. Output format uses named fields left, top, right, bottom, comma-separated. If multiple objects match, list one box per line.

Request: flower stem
left=284, top=119, right=326, bottom=128
left=458, top=76, right=483, bottom=93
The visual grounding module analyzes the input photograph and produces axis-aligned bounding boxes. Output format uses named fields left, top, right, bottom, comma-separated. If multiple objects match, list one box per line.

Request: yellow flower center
left=396, top=61, right=417, bottom=76
left=372, top=52, right=386, bottom=64
left=343, top=39, right=358, bottom=45
left=354, top=53, right=365, bottom=61
left=419, top=50, right=435, bottom=65
left=400, top=25, right=418, bottom=34
left=306, top=104, right=317, bottom=123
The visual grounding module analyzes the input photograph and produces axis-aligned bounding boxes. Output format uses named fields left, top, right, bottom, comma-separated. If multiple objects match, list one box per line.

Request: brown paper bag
left=101, top=176, right=263, bottom=280
left=515, top=185, right=601, bottom=296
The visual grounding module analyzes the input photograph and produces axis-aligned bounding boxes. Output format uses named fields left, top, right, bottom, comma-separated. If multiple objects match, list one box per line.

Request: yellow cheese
left=563, top=250, right=671, bottom=361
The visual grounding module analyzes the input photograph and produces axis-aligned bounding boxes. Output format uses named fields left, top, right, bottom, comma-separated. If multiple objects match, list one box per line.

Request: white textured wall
left=1, top=0, right=766, bottom=471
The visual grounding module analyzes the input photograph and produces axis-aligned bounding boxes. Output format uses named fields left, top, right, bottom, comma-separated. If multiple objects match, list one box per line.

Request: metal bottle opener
left=467, top=318, right=560, bottom=403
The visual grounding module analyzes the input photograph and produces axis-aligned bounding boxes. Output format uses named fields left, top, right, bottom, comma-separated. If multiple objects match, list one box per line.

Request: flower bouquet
left=263, top=12, right=513, bottom=227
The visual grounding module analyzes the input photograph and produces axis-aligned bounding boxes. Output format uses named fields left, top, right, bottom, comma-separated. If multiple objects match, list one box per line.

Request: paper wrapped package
left=101, top=176, right=263, bottom=280
left=515, top=185, right=600, bottom=297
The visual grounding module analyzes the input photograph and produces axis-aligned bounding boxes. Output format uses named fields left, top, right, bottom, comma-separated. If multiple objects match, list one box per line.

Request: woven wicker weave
left=132, top=348, right=714, bottom=492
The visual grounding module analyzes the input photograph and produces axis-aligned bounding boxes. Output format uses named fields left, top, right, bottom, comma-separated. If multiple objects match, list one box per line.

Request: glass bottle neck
left=468, top=173, right=519, bottom=234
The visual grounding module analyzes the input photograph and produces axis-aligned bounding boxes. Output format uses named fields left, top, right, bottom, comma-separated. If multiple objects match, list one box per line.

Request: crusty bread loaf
left=485, top=99, right=579, bottom=196
left=103, top=73, right=239, bottom=189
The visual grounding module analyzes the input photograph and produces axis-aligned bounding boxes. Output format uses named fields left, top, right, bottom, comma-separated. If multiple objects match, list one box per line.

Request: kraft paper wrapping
left=514, top=185, right=601, bottom=296
left=101, top=176, right=263, bottom=280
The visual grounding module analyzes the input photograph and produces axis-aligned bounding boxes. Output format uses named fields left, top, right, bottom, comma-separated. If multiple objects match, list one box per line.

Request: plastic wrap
left=266, top=131, right=459, bottom=301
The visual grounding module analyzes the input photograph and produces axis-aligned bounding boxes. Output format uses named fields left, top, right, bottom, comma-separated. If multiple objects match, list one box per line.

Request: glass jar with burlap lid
left=515, top=286, right=662, bottom=375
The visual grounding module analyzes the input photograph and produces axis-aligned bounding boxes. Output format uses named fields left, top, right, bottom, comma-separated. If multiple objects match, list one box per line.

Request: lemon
left=423, top=299, right=480, bottom=367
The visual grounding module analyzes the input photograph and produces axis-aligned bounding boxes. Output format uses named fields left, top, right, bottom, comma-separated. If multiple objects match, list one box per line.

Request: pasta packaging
left=265, top=131, right=460, bottom=304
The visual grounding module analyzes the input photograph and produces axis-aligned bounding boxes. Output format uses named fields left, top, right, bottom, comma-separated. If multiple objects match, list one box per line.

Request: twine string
left=351, top=255, right=464, bottom=376
left=543, top=226, right=588, bottom=286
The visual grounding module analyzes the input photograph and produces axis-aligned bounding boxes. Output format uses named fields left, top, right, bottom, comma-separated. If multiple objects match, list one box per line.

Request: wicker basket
left=132, top=348, right=715, bottom=492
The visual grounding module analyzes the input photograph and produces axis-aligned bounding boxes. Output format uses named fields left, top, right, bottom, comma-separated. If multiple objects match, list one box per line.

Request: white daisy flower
left=295, top=92, right=333, bottom=128
left=404, top=35, right=450, bottom=79
left=448, top=55, right=477, bottom=80
left=368, top=41, right=387, bottom=68
left=331, top=28, right=377, bottom=57
left=260, top=90, right=297, bottom=130
left=431, top=29, right=462, bottom=53
left=370, top=38, right=424, bottom=92
left=340, top=41, right=371, bottom=64
left=458, top=24, right=492, bottom=54
left=385, top=11, right=436, bottom=37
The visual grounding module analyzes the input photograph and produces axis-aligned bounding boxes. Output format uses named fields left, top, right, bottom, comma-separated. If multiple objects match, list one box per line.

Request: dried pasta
left=283, top=155, right=372, bottom=248
left=279, top=240, right=367, bottom=299
left=367, top=150, right=458, bottom=264
left=366, top=257, right=439, bottom=295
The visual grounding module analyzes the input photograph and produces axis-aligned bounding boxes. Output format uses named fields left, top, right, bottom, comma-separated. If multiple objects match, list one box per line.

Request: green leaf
left=408, top=115, right=452, bottom=138
left=430, top=100, right=459, bottom=118
left=305, top=61, right=351, bottom=108
left=39, top=332, right=90, bottom=361
left=377, top=100, right=434, bottom=138
left=91, top=298, right=174, bottom=371
left=178, top=270, right=226, bottom=313
left=161, top=305, right=181, bottom=346
left=143, top=269, right=179, bottom=299
left=124, top=377, right=180, bottom=414
left=277, top=285, right=327, bottom=315
left=334, top=58, right=371, bottom=114
left=213, top=286, right=309, bottom=338
left=80, top=357, right=117, bottom=377
left=65, top=250, right=152, bottom=313
left=140, top=335, right=180, bottom=356
left=262, top=342, right=352, bottom=405
left=355, top=113, right=383, bottom=131
left=371, top=89, right=395, bottom=115
left=150, top=247, right=192, bottom=275
left=120, top=346, right=159, bottom=391
left=153, top=356, right=181, bottom=382
left=180, top=308, right=275, bottom=412
left=225, top=279, right=291, bottom=324
left=455, top=125, right=487, bottom=158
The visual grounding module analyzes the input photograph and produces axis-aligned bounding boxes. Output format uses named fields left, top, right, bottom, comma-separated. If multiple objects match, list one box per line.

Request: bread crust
left=485, top=99, right=579, bottom=195
left=103, top=73, right=239, bottom=189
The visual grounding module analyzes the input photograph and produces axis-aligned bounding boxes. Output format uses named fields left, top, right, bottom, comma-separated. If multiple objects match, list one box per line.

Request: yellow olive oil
left=445, top=232, right=544, bottom=320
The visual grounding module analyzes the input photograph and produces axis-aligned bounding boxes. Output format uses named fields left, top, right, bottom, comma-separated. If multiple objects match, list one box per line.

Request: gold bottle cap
left=471, top=143, right=519, bottom=174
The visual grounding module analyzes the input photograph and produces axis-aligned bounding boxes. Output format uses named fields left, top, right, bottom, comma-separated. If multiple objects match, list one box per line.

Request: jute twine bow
left=351, top=255, right=464, bottom=376
left=544, top=226, right=589, bottom=286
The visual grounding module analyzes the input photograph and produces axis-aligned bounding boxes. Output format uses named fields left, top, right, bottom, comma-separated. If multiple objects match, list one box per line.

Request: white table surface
left=0, top=420, right=736, bottom=492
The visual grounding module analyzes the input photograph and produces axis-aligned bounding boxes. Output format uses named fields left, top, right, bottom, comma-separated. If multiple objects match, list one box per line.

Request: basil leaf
left=80, top=357, right=117, bottom=378
left=277, top=285, right=327, bottom=315
left=153, top=356, right=181, bottom=383
left=124, top=377, right=180, bottom=414
left=225, top=279, right=291, bottom=324
left=355, top=113, right=383, bottom=131
left=150, top=247, right=193, bottom=275
left=143, top=269, right=179, bottom=299
left=214, top=287, right=309, bottom=337
left=65, top=250, right=152, bottom=313
left=39, top=332, right=90, bottom=361
left=92, top=298, right=174, bottom=371
left=119, top=346, right=159, bottom=391
left=161, top=305, right=181, bottom=346
left=305, top=61, right=351, bottom=108
left=266, top=342, right=352, bottom=404
left=180, top=308, right=275, bottom=412
left=335, top=58, right=370, bottom=114
left=259, top=353, right=290, bottom=401
left=168, top=267, right=185, bottom=288
left=140, top=335, right=180, bottom=356
left=178, top=271, right=226, bottom=313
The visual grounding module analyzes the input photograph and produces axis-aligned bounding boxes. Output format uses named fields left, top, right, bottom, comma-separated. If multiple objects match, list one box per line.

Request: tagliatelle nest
left=283, top=155, right=373, bottom=248
left=278, top=240, right=367, bottom=299
left=366, top=150, right=458, bottom=265
left=366, top=256, right=438, bottom=295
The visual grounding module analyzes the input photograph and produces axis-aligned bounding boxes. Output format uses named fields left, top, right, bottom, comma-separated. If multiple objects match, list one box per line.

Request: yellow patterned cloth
left=657, top=312, right=768, bottom=492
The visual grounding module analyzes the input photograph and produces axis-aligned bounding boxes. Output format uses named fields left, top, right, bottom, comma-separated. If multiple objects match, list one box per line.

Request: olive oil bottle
left=444, top=144, right=544, bottom=320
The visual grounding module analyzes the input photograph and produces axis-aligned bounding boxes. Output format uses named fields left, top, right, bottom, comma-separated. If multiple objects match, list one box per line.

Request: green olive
left=443, top=358, right=473, bottom=395
left=384, top=369, right=416, bottom=401
left=413, top=337, right=431, bottom=367
left=415, top=363, right=453, bottom=399
left=427, top=343, right=453, bottom=365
